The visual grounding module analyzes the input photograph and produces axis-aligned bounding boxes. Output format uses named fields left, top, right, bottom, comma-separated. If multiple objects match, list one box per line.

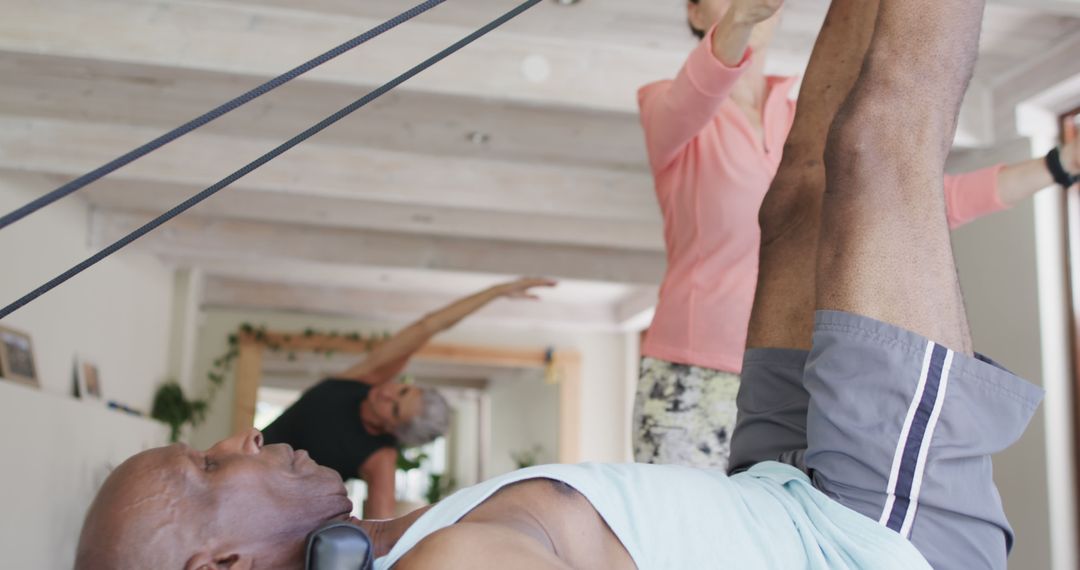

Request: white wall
left=0, top=377, right=168, bottom=568
left=189, top=308, right=633, bottom=463
left=949, top=146, right=1056, bottom=570
left=446, top=390, right=482, bottom=487
left=0, top=173, right=175, bottom=568
left=488, top=369, right=559, bottom=475
left=0, top=173, right=174, bottom=407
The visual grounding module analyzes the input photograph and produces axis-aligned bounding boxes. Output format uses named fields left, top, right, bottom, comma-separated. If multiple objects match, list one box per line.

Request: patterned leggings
left=632, top=357, right=741, bottom=470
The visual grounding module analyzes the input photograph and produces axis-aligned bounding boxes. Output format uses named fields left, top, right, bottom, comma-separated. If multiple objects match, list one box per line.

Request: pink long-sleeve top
left=638, top=31, right=1007, bottom=373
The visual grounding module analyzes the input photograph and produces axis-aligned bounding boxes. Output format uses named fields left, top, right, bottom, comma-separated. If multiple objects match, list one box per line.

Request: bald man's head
left=76, top=430, right=353, bottom=569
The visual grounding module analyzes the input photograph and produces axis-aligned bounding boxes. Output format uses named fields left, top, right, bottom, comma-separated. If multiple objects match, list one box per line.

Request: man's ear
left=185, top=552, right=254, bottom=570
left=218, top=554, right=254, bottom=570
left=185, top=551, right=214, bottom=570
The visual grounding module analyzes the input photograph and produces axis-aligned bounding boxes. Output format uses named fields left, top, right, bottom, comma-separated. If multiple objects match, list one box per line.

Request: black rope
left=0, top=0, right=543, bottom=321
left=0, top=0, right=450, bottom=231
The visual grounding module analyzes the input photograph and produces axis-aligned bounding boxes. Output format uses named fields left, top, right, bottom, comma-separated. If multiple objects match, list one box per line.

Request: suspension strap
left=0, top=0, right=450, bottom=231
left=0, top=0, right=542, bottom=320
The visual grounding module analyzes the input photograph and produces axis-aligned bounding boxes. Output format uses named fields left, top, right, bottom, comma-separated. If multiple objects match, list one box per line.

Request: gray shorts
left=729, top=310, right=1044, bottom=570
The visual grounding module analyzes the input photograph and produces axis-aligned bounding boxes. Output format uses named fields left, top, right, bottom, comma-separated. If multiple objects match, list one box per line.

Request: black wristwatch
left=1046, top=147, right=1079, bottom=188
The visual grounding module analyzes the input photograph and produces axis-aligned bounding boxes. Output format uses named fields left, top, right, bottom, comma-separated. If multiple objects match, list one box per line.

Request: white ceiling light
left=521, top=54, right=552, bottom=83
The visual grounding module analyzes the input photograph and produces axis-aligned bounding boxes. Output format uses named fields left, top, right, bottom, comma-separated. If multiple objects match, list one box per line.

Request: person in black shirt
left=262, top=277, right=556, bottom=518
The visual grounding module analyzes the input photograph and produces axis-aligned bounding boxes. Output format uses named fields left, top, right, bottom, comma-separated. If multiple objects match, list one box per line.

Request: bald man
left=76, top=430, right=350, bottom=568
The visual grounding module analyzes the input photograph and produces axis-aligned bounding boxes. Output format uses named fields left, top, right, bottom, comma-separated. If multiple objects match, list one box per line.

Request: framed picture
left=0, top=326, right=39, bottom=388
left=75, top=356, right=103, bottom=400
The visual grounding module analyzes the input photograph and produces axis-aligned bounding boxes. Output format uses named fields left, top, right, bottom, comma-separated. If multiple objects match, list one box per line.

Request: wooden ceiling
left=3, top=0, right=1079, bottom=329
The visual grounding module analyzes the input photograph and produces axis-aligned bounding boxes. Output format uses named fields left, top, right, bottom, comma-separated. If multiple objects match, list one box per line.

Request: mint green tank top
left=375, top=461, right=931, bottom=569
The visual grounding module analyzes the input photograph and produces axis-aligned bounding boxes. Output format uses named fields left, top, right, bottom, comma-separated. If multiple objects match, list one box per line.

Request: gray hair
left=394, top=387, right=451, bottom=447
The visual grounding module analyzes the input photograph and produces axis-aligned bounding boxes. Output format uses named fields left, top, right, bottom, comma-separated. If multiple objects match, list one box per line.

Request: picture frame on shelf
left=75, top=355, right=103, bottom=400
left=0, top=326, right=39, bottom=388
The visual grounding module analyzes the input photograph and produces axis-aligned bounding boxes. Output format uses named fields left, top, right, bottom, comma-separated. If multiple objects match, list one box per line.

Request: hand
left=495, top=277, right=557, bottom=300
left=731, top=0, right=784, bottom=25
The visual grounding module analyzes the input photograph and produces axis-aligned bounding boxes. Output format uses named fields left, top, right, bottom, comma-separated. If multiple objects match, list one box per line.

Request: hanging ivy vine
left=206, top=322, right=391, bottom=392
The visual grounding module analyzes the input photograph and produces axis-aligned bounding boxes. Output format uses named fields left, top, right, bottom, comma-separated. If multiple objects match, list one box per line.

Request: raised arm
left=338, top=278, right=556, bottom=384
left=996, top=139, right=1077, bottom=205
left=360, top=447, right=398, bottom=520
left=944, top=139, right=1078, bottom=229
left=638, top=0, right=783, bottom=171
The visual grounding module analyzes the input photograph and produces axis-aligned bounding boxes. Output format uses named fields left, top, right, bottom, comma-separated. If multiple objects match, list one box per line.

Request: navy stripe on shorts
left=879, top=340, right=954, bottom=537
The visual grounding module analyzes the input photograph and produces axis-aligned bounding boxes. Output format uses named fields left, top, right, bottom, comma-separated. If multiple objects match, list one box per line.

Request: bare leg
left=746, top=0, right=880, bottom=350
left=730, top=0, right=881, bottom=474
left=818, top=0, right=985, bottom=354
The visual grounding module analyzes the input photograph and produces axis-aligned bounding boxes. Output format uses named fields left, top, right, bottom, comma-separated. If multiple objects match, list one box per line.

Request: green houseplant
left=150, top=381, right=209, bottom=443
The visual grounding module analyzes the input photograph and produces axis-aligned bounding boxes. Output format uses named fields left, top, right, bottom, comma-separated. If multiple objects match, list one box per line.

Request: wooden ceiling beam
left=77, top=176, right=664, bottom=251
left=239, top=329, right=556, bottom=369
left=90, top=208, right=667, bottom=284
left=201, top=275, right=624, bottom=330
left=0, top=51, right=650, bottom=172
left=0, top=115, right=660, bottom=224
left=0, top=0, right=686, bottom=114
left=614, top=285, right=659, bottom=331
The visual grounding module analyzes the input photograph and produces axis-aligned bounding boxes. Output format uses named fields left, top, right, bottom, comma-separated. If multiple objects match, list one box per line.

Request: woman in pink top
left=633, top=0, right=1080, bottom=470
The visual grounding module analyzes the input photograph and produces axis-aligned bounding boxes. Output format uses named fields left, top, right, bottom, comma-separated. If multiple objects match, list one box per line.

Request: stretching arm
left=360, top=447, right=398, bottom=520
left=997, top=139, right=1078, bottom=205
left=638, top=0, right=783, bottom=171
left=338, top=278, right=555, bottom=384
left=945, top=140, right=1078, bottom=229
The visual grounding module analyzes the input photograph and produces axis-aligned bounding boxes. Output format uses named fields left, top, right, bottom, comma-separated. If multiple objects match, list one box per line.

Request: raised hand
left=731, top=0, right=784, bottom=24
left=496, top=277, right=558, bottom=300
left=709, top=0, right=785, bottom=65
